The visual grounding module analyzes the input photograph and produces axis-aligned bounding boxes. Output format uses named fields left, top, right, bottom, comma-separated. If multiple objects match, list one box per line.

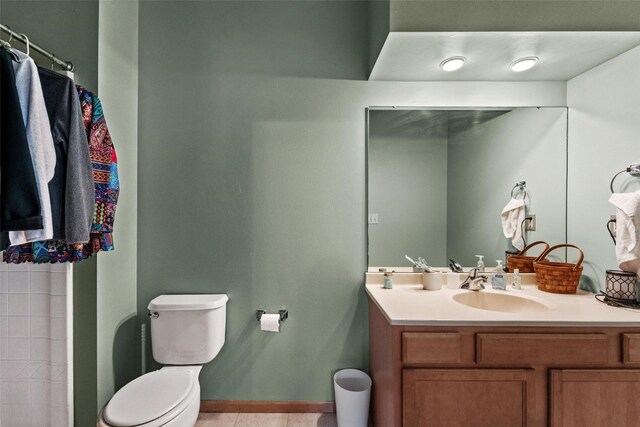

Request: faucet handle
left=461, top=278, right=485, bottom=291
left=460, top=269, right=486, bottom=291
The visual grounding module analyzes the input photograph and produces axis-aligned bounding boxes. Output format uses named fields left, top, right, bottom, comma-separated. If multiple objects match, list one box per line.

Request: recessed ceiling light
left=510, top=56, right=539, bottom=72
left=440, top=56, right=466, bottom=72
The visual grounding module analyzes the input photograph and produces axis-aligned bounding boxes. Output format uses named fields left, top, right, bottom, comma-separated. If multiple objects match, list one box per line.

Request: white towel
left=609, top=191, right=640, bottom=275
left=501, top=198, right=526, bottom=251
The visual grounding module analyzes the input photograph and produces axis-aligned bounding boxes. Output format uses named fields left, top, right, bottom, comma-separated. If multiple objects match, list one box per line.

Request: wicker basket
left=507, top=241, right=550, bottom=273
left=533, top=244, right=584, bottom=294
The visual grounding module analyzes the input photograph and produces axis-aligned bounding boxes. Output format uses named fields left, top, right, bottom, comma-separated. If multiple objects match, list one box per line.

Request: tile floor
left=196, top=413, right=338, bottom=427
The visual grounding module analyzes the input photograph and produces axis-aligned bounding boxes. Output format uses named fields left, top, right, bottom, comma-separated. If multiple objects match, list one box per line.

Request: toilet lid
left=104, top=370, right=194, bottom=426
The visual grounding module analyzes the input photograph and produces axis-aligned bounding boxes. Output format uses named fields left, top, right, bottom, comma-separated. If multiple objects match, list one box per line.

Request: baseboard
left=200, top=400, right=336, bottom=413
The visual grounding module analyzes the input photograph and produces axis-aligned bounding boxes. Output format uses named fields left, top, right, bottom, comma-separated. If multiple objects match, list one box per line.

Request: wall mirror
left=366, top=107, right=568, bottom=269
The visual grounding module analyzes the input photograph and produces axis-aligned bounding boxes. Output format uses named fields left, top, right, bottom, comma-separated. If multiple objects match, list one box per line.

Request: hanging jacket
left=77, top=86, right=119, bottom=239
left=0, top=47, right=42, bottom=249
left=38, top=68, right=94, bottom=243
left=8, top=49, right=56, bottom=245
left=4, top=87, right=119, bottom=264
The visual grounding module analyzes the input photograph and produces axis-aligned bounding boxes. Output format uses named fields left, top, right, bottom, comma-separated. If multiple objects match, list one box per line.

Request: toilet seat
left=103, top=369, right=198, bottom=427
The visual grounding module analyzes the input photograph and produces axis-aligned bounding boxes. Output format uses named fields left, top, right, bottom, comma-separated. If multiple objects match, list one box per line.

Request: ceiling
left=369, top=32, right=640, bottom=81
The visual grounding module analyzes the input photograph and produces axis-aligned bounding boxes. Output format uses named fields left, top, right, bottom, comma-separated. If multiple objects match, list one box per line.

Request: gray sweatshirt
left=9, top=49, right=55, bottom=245
left=38, top=68, right=94, bottom=243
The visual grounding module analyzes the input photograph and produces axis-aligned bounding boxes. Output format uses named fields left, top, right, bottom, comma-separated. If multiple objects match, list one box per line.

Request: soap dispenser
left=491, top=260, right=506, bottom=290
left=475, top=255, right=485, bottom=273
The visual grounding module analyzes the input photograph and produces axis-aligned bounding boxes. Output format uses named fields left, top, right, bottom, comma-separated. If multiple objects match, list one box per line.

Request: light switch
left=368, top=213, right=379, bottom=224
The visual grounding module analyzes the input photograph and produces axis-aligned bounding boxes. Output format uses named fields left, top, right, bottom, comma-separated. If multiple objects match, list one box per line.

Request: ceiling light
left=440, top=56, right=466, bottom=72
left=510, top=56, right=539, bottom=72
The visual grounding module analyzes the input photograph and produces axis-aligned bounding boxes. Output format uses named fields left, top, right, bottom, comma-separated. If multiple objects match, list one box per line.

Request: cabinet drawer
left=402, top=332, right=462, bottom=363
left=477, top=333, right=609, bottom=365
left=623, top=334, right=640, bottom=364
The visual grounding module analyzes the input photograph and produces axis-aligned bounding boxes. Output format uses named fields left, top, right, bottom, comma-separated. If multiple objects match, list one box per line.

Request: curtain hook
left=18, top=33, right=29, bottom=56
left=7, top=31, right=13, bottom=44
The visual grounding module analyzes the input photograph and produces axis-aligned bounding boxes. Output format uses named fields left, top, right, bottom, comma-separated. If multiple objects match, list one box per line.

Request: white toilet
left=98, top=294, right=228, bottom=427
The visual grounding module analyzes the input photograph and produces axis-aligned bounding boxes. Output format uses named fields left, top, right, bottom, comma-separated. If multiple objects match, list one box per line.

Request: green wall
left=0, top=1, right=100, bottom=424
left=138, top=0, right=371, bottom=401
left=368, top=0, right=389, bottom=74
left=390, top=0, right=640, bottom=32
left=97, top=0, right=139, bottom=412
left=137, top=0, right=566, bottom=401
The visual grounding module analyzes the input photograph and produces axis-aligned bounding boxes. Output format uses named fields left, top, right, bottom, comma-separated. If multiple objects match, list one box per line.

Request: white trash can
left=334, top=369, right=372, bottom=427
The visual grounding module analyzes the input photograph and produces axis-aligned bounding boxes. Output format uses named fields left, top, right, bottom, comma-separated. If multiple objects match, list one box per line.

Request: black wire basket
left=604, top=269, right=638, bottom=301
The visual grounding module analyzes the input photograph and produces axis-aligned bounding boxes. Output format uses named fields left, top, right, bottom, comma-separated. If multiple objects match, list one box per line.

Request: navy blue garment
left=0, top=47, right=43, bottom=248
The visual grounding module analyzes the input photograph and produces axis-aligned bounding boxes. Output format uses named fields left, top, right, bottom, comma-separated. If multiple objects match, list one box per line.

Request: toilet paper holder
left=256, top=309, right=288, bottom=322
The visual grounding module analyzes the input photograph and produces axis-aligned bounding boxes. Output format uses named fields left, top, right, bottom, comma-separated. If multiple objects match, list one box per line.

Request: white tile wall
left=0, top=263, right=73, bottom=427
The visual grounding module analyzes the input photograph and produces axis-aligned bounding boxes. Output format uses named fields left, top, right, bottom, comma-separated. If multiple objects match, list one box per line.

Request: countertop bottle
left=383, top=272, right=393, bottom=289
left=512, top=268, right=522, bottom=290
left=491, top=261, right=506, bottom=290
left=476, top=255, right=485, bottom=272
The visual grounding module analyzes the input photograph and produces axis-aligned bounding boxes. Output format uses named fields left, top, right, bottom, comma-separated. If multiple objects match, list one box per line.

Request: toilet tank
left=147, top=294, right=228, bottom=365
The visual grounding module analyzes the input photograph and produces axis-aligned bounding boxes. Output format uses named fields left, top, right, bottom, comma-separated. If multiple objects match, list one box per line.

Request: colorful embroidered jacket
left=4, top=87, right=119, bottom=264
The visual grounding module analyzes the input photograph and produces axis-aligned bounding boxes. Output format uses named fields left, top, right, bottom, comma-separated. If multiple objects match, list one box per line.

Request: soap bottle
left=475, top=255, right=485, bottom=273
left=512, top=268, right=522, bottom=290
left=491, top=260, right=506, bottom=290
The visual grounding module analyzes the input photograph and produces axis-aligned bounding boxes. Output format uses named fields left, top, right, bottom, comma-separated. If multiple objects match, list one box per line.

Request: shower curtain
left=0, top=262, right=73, bottom=426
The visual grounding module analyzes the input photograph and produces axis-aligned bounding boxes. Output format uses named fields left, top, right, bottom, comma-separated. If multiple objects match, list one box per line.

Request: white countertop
left=365, top=283, right=640, bottom=327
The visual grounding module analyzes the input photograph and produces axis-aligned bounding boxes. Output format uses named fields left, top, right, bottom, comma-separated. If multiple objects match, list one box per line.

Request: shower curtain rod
left=0, top=24, right=74, bottom=71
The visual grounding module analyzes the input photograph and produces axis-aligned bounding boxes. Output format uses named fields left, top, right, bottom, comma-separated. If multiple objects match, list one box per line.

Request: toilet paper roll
left=260, top=313, right=280, bottom=332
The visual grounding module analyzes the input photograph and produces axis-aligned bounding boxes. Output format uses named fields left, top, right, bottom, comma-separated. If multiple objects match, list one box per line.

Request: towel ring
left=610, top=164, right=640, bottom=194
left=610, top=169, right=629, bottom=194
left=511, top=181, right=528, bottom=201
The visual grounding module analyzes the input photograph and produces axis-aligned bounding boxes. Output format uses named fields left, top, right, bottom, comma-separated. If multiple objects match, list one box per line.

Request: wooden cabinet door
left=403, top=369, right=535, bottom=427
left=550, top=369, right=640, bottom=427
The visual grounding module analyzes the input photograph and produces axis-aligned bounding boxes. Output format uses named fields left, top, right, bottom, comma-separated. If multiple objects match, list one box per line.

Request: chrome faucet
left=460, top=268, right=488, bottom=291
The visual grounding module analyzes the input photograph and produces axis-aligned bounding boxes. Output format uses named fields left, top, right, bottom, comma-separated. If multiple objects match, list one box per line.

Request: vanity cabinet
left=369, top=300, right=640, bottom=427
left=404, top=369, right=535, bottom=426
left=550, top=369, right=640, bottom=427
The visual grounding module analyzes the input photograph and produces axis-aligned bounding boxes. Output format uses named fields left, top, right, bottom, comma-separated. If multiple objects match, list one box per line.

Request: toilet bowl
left=98, top=294, right=228, bottom=427
left=98, top=366, right=201, bottom=427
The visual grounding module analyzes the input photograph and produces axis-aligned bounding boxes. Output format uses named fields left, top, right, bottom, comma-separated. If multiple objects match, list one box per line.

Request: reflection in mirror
left=367, top=107, right=568, bottom=269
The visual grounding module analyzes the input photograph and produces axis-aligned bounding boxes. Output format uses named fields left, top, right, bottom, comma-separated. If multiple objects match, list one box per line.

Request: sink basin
left=452, top=291, right=550, bottom=313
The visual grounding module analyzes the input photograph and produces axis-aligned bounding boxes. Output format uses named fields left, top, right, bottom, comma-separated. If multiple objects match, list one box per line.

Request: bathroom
left=0, top=0, right=639, bottom=426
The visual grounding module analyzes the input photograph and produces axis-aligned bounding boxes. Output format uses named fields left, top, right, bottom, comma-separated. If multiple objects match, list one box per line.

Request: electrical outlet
left=368, top=213, right=379, bottom=224
left=526, top=214, right=536, bottom=231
